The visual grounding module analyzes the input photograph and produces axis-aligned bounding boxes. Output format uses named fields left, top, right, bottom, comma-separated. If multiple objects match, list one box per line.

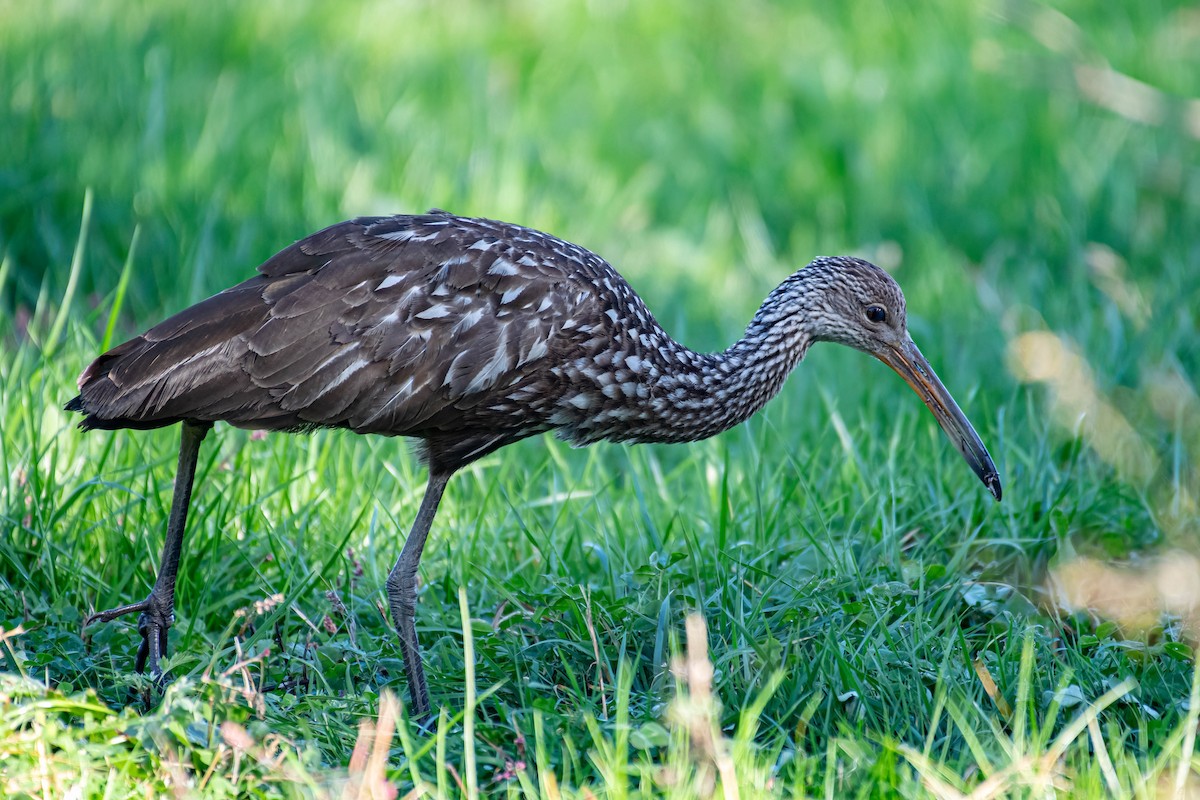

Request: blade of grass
left=100, top=224, right=140, bottom=352
left=45, top=188, right=93, bottom=358
left=458, top=586, right=477, bottom=800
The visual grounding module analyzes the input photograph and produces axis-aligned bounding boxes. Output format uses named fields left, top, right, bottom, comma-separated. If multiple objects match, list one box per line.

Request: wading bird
left=68, top=210, right=1002, bottom=716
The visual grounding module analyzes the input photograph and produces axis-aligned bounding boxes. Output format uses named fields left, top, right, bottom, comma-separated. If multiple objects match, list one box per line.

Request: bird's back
left=69, top=212, right=613, bottom=447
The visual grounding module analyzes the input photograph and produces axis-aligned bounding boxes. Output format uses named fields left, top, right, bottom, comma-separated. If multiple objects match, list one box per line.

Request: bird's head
left=791, top=256, right=1003, bottom=501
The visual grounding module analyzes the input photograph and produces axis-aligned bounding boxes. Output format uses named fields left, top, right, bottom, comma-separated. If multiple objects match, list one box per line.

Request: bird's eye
left=866, top=305, right=887, bottom=323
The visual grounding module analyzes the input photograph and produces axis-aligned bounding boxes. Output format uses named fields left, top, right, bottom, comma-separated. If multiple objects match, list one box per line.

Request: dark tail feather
left=63, top=393, right=100, bottom=430
left=64, top=391, right=126, bottom=431
left=65, top=391, right=175, bottom=432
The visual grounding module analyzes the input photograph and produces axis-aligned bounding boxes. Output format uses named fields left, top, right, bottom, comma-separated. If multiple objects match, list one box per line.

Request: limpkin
left=68, top=210, right=1001, bottom=716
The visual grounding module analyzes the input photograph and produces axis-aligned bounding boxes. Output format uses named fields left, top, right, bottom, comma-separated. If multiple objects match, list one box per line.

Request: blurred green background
left=2, top=0, right=1200, bottom=793
left=6, top=1, right=1196, bottom=340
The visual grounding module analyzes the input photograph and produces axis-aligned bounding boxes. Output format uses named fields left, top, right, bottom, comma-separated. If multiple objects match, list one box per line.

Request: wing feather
left=72, top=213, right=606, bottom=437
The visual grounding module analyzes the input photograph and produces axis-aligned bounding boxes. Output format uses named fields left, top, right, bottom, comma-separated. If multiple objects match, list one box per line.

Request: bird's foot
left=87, top=593, right=175, bottom=692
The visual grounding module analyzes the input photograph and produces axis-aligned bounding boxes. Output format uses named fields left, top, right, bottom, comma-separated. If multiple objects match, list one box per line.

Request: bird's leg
left=385, top=470, right=451, bottom=719
left=87, top=421, right=211, bottom=689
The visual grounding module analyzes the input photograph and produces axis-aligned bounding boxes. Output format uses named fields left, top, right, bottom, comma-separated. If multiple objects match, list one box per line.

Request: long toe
left=136, top=605, right=175, bottom=683
left=86, top=598, right=152, bottom=627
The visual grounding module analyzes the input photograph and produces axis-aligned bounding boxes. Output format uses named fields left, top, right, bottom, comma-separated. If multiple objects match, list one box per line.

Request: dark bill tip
left=985, top=472, right=1002, bottom=501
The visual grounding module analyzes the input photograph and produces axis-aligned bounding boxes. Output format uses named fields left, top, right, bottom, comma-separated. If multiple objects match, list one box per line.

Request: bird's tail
left=66, top=336, right=180, bottom=431
left=65, top=278, right=271, bottom=432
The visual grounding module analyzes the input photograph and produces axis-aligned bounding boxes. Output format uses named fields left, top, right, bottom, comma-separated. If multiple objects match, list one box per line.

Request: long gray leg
left=87, top=421, right=211, bottom=685
left=386, top=470, right=451, bottom=718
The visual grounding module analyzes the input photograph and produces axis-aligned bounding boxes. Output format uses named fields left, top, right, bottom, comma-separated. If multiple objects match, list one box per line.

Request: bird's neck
left=576, top=277, right=812, bottom=446
left=643, top=315, right=812, bottom=443
left=559, top=272, right=819, bottom=448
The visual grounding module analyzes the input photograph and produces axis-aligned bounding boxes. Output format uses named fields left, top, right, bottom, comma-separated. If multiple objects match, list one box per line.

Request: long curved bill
left=875, top=339, right=1002, bottom=501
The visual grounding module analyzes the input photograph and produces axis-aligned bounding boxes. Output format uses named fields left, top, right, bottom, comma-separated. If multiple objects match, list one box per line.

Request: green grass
left=2, top=0, right=1199, bottom=796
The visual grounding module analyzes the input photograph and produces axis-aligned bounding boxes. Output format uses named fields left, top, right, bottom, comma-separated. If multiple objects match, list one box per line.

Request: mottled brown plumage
left=68, top=210, right=1001, bottom=716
